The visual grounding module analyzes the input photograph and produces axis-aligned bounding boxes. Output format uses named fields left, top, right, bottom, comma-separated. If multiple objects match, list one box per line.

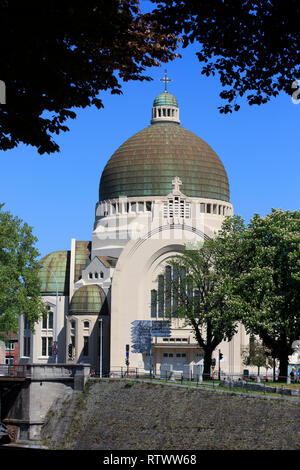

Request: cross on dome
left=160, top=69, right=172, bottom=93
left=172, top=176, right=182, bottom=193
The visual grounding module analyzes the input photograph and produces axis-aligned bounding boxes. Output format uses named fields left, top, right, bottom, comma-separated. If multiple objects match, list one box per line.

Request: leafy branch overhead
left=0, top=0, right=179, bottom=154
left=151, top=0, right=300, bottom=112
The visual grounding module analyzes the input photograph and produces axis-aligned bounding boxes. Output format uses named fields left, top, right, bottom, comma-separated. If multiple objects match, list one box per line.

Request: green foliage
left=241, top=338, right=272, bottom=374
left=0, top=0, right=179, bottom=154
left=217, top=209, right=300, bottom=378
left=165, top=234, right=241, bottom=374
left=0, top=203, right=46, bottom=333
left=152, top=1, right=300, bottom=112
left=164, top=209, right=300, bottom=378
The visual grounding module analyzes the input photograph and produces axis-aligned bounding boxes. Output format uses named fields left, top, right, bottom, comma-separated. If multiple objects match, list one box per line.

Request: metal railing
left=89, top=368, right=300, bottom=398
left=0, top=364, right=27, bottom=378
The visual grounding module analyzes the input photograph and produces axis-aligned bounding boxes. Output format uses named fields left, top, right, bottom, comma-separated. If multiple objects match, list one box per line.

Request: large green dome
left=99, top=122, right=230, bottom=202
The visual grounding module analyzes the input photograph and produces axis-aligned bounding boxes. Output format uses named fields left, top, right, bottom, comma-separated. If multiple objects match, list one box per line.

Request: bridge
left=0, top=364, right=27, bottom=381
left=0, top=363, right=90, bottom=443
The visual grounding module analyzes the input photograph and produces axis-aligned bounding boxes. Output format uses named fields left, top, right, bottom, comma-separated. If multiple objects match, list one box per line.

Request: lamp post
left=39, top=264, right=58, bottom=363
left=99, top=318, right=103, bottom=378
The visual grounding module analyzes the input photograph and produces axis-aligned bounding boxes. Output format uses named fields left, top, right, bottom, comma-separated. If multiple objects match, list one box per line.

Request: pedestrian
left=290, top=369, right=295, bottom=383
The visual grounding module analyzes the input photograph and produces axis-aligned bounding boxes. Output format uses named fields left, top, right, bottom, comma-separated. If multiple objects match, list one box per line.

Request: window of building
left=41, top=337, right=53, bottom=357
left=42, top=337, right=46, bottom=356
left=151, top=289, right=157, bottom=318
left=5, top=341, right=15, bottom=351
left=158, top=275, right=164, bottom=318
left=207, top=204, right=211, bottom=214
left=48, top=311, right=53, bottom=329
left=163, top=197, right=190, bottom=219
left=42, top=314, right=47, bottom=329
left=83, top=337, right=89, bottom=356
left=100, top=271, right=104, bottom=279
left=165, top=266, right=172, bottom=315
left=131, top=202, right=136, bottom=212
left=84, top=321, right=89, bottom=329
left=89, top=273, right=93, bottom=279
left=24, top=316, right=29, bottom=330
left=23, top=337, right=30, bottom=357
left=94, top=272, right=98, bottom=279
left=42, top=310, right=53, bottom=330
left=146, top=201, right=152, bottom=212
left=138, top=201, right=144, bottom=212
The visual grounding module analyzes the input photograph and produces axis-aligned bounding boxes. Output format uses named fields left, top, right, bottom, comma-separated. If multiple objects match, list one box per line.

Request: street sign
left=131, top=320, right=171, bottom=353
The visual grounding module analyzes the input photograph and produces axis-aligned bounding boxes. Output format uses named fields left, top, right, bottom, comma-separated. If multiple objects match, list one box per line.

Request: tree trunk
left=203, top=350, right=212, bottom=381
left=278, top=354, right=289, bottom=382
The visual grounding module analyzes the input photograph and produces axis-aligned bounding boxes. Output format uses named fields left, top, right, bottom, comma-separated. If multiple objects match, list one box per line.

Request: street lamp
left=39, top=264, right=58, bottom=364
left=99, top=318, right=103, bottom=378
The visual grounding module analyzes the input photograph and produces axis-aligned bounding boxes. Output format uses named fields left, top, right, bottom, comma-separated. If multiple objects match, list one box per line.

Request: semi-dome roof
left=69, top=284, right=107, bottom=315
left=39, top=251, right=70, bottom=296
left=99, top=122, right=230, bottom=202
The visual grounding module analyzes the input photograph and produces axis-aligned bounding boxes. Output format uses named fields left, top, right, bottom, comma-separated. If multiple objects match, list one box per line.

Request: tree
left=0, top=0, right=178, bottom=154
left=0, top=204, right=46, bottom=335
left=241, top=338, right=272, bottom=376
left=163, top=240, right=240, bottom=379
left=151, top=0, right=300, bottom=112
left=218, top=209, right=300, bottom=380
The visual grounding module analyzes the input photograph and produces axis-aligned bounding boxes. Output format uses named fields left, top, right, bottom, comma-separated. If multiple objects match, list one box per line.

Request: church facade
left=18, top=83, right=252, bottom=377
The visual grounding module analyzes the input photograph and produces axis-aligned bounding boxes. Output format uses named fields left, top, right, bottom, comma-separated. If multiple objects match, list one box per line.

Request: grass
left=132, top=376, right=300, bottom=399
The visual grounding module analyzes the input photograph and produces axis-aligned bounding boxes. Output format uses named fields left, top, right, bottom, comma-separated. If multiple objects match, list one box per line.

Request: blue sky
left=1, top=40, right=299, bottom=259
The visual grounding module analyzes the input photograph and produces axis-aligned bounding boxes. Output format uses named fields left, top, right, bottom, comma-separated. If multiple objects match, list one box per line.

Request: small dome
left=153, top=92, right=178, bottom=107
left=39, top=251, right=70, bottom=296
left=69, top=284, right=107, bottom=315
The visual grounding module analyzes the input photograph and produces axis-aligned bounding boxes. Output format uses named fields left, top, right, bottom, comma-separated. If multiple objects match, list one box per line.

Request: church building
left=18, top=75, right=252, bottom=377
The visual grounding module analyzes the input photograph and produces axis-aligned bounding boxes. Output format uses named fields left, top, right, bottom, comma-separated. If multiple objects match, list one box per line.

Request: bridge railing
left=0, top=364, right=27, bottom=378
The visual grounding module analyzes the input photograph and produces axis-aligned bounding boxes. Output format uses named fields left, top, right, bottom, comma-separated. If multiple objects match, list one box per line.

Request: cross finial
left=172, top=176, right=182, bottom=193
left=160, top=69, right=172, bottom=93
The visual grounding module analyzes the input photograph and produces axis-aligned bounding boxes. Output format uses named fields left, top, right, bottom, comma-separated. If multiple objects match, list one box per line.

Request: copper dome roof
left=99, top=122, right=230, bottom=202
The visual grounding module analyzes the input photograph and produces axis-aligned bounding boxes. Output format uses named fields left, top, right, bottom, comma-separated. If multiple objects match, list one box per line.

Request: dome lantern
left=151, top=70, right=180, bottom=125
